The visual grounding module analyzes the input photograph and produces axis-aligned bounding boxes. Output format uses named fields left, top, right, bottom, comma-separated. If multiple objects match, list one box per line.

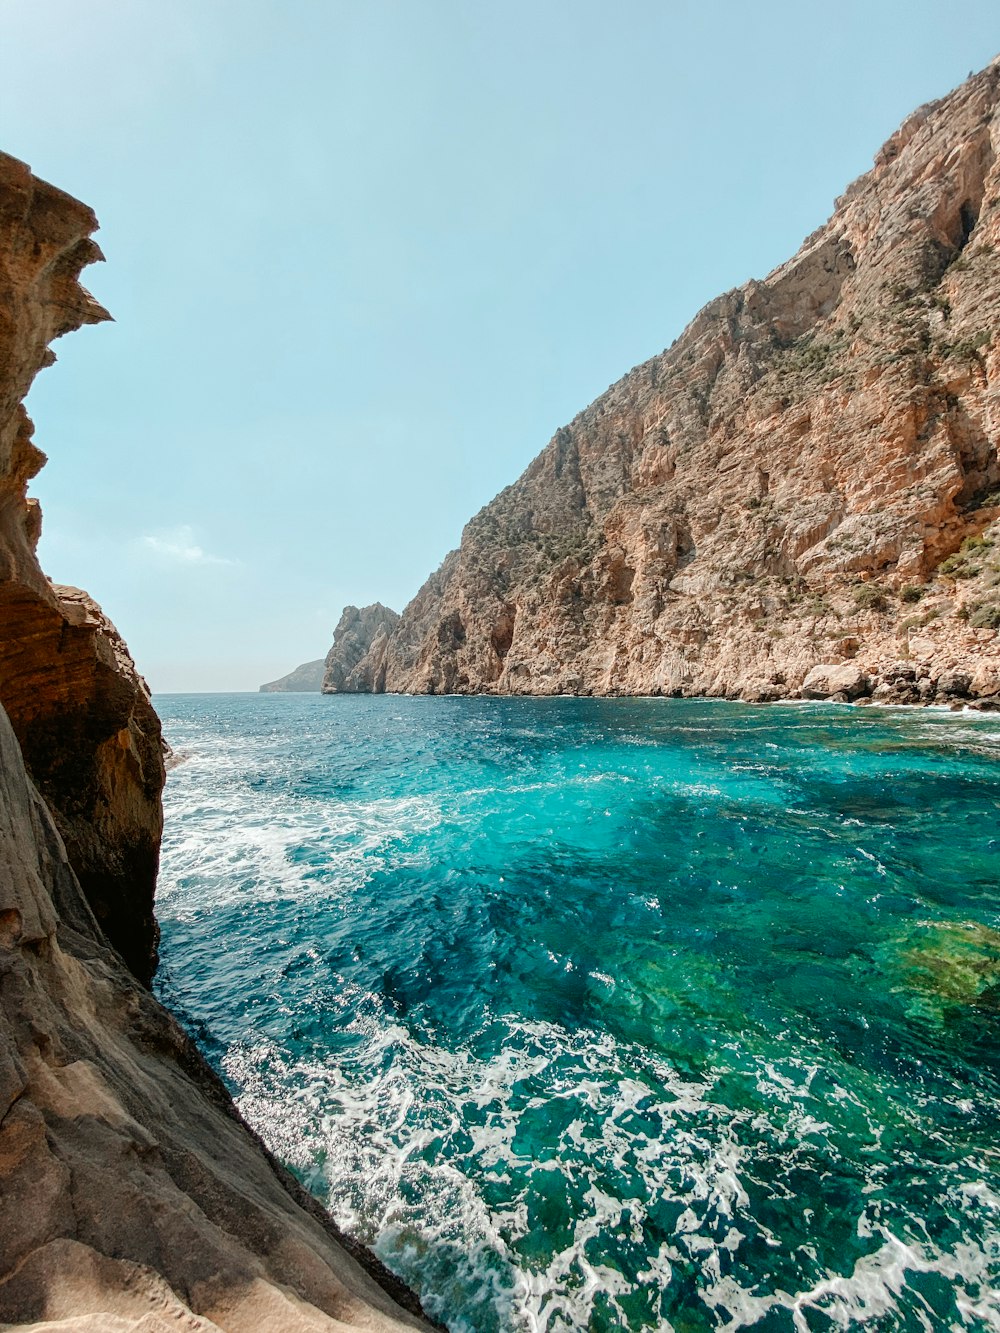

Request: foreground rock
left=0, top=152, right=163, bottom=984
left=260, top=658, right=327, bottom=692
left=0, top=154, right=433, bottom=1331
left=322, top=604, right=400, bottom=693
left=0, top=702, right=431, bottom=1331
left=347, top=60, right=1000, bottom=703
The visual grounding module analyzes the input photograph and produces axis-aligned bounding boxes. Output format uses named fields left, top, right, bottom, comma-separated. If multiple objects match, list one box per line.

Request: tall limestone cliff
left=354, top=60, right=1000, bottom=705
left=0, top=154, right=433, bottom=1331
left=322, top=603, right=400, bottom=693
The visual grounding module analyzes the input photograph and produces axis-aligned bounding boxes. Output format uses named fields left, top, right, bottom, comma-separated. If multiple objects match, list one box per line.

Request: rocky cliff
left=260, top=658, right=327, bottom=692
left=0, top=153, right=164, bottom=983
left=0, top=153, right=433, bottom=1331
left=322, top=604, right=400, bottom=693
left=351, top=59, right=1000, bottom=706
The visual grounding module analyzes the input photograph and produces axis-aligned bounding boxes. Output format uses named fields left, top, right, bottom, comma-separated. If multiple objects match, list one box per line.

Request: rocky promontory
left=322, top=603, right=400, bottom=693
left=0, top=152, right=432, bottom=1331
left=345, top=60, right=1000, bottom=706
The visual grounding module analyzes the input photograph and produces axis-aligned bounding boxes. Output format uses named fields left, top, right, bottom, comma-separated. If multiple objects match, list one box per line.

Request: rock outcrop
left=0, top=700, right=431, bottom=1331
left=322, top=604, right=400, bottom=694
left=349, top=59, right=1000, bottom=704
left=0, top=152, right=164, bottom=984
left=260, top=658, right=326, bottom=692
left=0, top=154, right=434, bottom=1331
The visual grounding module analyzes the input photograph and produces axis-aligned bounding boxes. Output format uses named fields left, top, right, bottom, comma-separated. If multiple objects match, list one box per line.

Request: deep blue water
left=154, top=694, right=1000, bottom=1331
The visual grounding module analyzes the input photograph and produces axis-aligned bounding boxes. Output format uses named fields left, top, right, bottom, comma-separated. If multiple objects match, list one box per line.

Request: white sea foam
left=159, top=746, right=440, bottom=917
left=706, top=1223, right=1000, bottom=1331
left=220, top=1009, right=1000, bottom=1332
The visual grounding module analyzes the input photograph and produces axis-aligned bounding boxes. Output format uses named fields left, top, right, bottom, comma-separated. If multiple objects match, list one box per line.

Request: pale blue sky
left=2, top=2, right=997, bottom=690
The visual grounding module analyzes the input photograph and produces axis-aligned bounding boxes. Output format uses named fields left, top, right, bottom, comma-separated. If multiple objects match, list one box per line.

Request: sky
left=1, top=2, right=998, bottom=691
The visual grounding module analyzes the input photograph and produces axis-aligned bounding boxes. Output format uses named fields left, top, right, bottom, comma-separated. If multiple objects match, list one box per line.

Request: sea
left=153, top=693, right=1000, bottom=1331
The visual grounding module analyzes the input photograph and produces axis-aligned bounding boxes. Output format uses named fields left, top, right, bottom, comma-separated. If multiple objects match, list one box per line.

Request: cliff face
left=260, top=658, right=327, bottom=692
left=0, top=155, right=433, bottom=1331
left=355, top=60, right=1000, bottom=705
left=322, top=603, right=400, bottom=693
left=0, top=153, right=164, bottom=983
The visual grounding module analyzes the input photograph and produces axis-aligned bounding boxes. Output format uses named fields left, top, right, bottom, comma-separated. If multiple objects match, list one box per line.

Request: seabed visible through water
left=154, top=694, right=1000, bottom=1331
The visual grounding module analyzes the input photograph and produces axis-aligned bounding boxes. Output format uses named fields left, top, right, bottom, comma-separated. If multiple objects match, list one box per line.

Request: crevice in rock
left=675, top=522, right=697, bottom=569
left=437, top=611, right=466, bottom=648
left=958, top=198, right=979, bottom=248
left=949, top=401, right=999, bottom=510
left=490, top=605, right=516, bottom=662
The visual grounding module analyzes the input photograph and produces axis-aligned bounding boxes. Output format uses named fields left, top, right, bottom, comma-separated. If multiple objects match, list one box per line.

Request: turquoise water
left=154, top=695, right=1000, bottom=1331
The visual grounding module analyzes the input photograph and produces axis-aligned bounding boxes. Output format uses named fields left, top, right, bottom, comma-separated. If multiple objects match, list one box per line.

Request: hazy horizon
left=3, top=1, right=999, bottom=690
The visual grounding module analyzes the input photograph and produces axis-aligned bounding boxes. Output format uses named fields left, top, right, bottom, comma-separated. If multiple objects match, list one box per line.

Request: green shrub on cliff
left=969, top=603, right=1000, bottom=629
left=853, top=584, right=889, bottom=611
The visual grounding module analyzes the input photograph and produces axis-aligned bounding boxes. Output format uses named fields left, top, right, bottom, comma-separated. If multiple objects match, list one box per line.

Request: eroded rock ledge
left=0, top=153, right=434, bottom=1331
left=344, top=59, right=1000, bottom=702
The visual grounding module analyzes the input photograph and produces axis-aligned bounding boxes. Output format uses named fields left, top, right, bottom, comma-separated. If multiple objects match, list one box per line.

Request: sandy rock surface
left=0, top=703, right=431, bottom=1332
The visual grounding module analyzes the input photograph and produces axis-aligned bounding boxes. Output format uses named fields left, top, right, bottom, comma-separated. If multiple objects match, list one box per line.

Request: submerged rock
left=896, top=920, right=1000, bottom=1022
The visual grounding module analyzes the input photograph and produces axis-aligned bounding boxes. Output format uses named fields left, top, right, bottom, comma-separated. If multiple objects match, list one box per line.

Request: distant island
left=259, top=658, right=327, bottom=692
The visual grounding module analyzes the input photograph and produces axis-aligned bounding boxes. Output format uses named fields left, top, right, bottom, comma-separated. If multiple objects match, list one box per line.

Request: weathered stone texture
left=0, top=151, right=163, bottom=983
left=0, top=701, right=431, bottom=1331
left=322, top=604, right=400, bottom=693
